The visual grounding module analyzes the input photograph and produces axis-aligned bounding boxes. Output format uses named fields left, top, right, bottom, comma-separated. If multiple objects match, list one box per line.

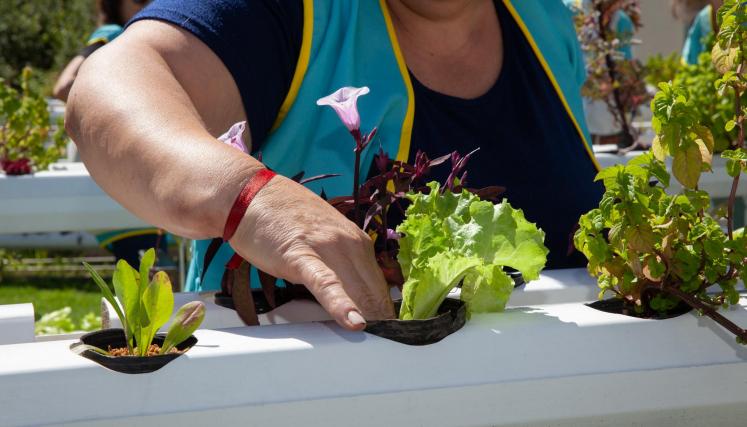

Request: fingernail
left=347, top=310, right=366, bottom=326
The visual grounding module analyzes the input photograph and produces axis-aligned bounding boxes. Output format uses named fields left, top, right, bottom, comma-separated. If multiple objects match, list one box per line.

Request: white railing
left=2, top=269, right=747, bottom=427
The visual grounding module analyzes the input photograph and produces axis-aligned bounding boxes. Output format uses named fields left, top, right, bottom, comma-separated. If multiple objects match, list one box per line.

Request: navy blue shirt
left=132, top=0, right=603, bottom=269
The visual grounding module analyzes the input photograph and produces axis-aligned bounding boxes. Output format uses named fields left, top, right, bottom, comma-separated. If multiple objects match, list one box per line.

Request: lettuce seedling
left=397, top=182, right=548, bottom=320
left=83, top=248, right=205, bottom=356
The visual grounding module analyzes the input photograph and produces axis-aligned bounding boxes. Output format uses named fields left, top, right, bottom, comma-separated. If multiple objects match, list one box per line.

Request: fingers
left=292, top=255, right=367, bottom=331
left=351, top=244, right=396, bottom=320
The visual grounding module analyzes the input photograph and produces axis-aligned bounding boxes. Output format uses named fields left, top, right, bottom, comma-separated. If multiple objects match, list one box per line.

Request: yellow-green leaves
left=714, top=0, right=746, bottom=77
left=712, top=43, right=739, bottom=75
left=397, top=182, right=548, bottom=320
left=722, top=148, right=747, bottom=177
left=651, top=82, right=715, bottom=188
left=672, top=141, right=703, bottom=189
left=139, top=271, right=174, bottom=356
left=113, top=260, right=139, bottom=352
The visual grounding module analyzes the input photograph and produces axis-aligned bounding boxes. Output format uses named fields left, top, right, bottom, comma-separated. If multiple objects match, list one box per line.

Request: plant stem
left=660, top=281, right=747, bottom=342
left=596, top=3, right=634, bottom=147
left=352, top=130, right=363, bottom=228
left=727, top=80, right=744, bottom=240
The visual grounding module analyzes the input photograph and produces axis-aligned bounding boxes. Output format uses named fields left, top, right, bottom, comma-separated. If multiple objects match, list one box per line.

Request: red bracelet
left=222, top=168, right=276, bottom=241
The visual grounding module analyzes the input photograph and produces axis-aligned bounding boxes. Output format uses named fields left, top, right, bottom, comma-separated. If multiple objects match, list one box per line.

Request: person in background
left=54, top=0, right=150, bottom=102
left=671, top=0, right=709, bottom=36
left=681, top=0, right=724, bottom=65
left=54, top=0, right=163, bottom=269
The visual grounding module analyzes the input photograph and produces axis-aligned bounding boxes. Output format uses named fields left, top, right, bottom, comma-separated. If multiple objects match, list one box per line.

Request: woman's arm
left=66, top=20, right=394, bottom=329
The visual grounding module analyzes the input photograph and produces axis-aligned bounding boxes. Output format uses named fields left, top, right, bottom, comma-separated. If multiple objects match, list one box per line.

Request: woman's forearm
left=65, top=20, right=395, bottom=328
left=65, top=23, right=256, bottom=239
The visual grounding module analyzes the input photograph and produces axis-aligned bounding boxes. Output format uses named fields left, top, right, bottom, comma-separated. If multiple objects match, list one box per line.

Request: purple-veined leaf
left=160, top=301, right=205, bottom=355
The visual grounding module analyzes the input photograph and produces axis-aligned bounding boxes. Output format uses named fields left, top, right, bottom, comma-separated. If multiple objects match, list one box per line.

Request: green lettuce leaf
left=397, top=182, right=548, bottom=319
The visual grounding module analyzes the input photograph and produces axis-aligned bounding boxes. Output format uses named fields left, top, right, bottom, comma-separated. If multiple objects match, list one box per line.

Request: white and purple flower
left=218, top=121, right=249, bottom=154
left=316, top=86, right=370, bottom=134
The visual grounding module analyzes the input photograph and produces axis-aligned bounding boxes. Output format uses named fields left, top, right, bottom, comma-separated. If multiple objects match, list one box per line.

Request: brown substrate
left=107, top=344, right=182, bottom=357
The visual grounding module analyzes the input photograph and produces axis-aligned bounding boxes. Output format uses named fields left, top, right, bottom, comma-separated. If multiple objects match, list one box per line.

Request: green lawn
left=0, top=278, right=101, bottom=324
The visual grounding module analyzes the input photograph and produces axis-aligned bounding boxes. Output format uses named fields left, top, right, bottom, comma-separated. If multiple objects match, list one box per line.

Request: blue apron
left=186, top=0, right=597, bottom=291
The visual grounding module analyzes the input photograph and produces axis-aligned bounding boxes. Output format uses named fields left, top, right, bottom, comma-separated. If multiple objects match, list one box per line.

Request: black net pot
left=365, top=298, right=466, bottom=346
left=70, top=328, right=198, bottom=374
left=587, top=298, right=693, bottom=320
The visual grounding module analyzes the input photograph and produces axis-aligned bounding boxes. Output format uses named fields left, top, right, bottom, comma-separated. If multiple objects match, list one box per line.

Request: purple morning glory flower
left=218, top=121, right=249, bottom=154
left=316, top=86, right=370, bottom=133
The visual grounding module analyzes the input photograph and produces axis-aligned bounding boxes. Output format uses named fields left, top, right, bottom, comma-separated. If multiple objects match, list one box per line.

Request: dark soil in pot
left=70, top=328, right=198, bottom=374
left=587, top=298, right=693, bottom=320
left=364, top=298, right=466, bottom=346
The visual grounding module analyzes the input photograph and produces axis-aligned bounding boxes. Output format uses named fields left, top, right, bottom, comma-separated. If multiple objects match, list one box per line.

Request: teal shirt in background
left=682, top=6, right=712, bottom=65
left=562, top=0, right=635, bottom=60
left=86, top=24, right=124, bottom=46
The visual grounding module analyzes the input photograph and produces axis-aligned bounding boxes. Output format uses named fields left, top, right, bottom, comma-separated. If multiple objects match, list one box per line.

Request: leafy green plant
left=0, top=67, right=66, bottom=174
left=34, top=308, right=101, bottom=335
left=644, top=52, right=681, bottom=87
left=397, top=182, right=548, bottom=320
left=0, top=0, right=95, bottom=90
left=670, top=36, right=740, bottom=153
left=575, top=0, right=747, bottom=342
left=83, top=248, right=205, bottom=356
left=35, top=307, right=76, bottom=335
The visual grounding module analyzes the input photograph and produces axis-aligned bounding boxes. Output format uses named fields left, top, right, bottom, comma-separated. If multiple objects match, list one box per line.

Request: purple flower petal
left=316, top=86, right=370, bottom=133
left=218, top=122, right=249, bottom=154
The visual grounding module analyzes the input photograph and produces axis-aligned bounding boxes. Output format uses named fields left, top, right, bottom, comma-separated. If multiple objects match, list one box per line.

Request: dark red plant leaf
left=363, top=201, right=384, bottom=231
left=376, top=250, right=404, bottom=288
left=468, top=186, right=506, bottom=202
left=200, top=238, right=225, bottom=283
left=329, top=196, right=356, bottom=216
left=374, top=147, right=390, bottom=173
left=290, top=171, right=305, bottom=182
left=298, top=173, right=341, bottom=185
left=258, top=269, right=278, bottom=308
left=428, top=153, right=450, bottom=167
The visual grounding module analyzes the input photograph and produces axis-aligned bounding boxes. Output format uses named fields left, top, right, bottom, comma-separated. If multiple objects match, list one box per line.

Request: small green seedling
left=82, top=248, right=205, bottom=356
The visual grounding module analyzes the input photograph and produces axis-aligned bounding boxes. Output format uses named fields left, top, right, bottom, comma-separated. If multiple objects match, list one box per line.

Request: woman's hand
left=229, top=174, right=396, bottom=330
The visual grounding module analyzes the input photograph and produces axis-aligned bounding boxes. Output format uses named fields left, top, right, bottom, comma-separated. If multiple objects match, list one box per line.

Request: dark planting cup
left=70, top=328, right=197, bottom=374
left=587, top=298, right=692, bottom=320
left=364, top=298, right=466, bottom=346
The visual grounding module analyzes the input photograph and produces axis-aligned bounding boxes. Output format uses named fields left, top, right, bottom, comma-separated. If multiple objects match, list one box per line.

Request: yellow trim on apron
left=503, top=0, right=602, bottom=172
left=380, top=0, right=415, bottom=163
left=271, top=0, right=315, bottom=132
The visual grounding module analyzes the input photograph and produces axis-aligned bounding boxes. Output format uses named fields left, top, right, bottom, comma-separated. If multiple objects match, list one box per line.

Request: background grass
left=0, top=277, right=101, bottom=324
